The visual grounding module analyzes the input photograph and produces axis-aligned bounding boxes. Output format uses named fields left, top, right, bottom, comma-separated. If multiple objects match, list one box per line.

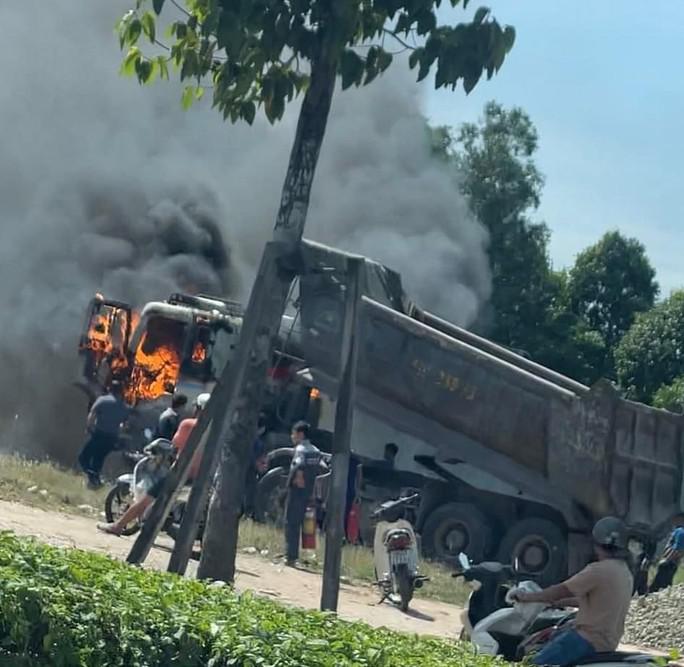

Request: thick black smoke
left=0, top=177, right=236, bottom=460
left=0, top=1, right=491, bottom=462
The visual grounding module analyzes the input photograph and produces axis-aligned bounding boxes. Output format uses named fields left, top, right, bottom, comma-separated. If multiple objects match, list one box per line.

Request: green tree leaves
left=652, top=376, right=684, bottom=413
left=141, top=11, right=156, bottom=44
left=437, top=105, right=660, bottom=390
left=340, top=50, right=365, bottom=89
left=450, top=102, right=550, bottom=354
left=117, top=1, right=515, bottom=121
left=567, top=231, right=658, bottom=377
left=615, top=292, right=684, bottom=403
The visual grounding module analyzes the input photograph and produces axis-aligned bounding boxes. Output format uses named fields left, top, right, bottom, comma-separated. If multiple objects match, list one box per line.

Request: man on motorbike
left=96, top=393, right=210, bottom=536
left=512, top=516, right=633, bottom=666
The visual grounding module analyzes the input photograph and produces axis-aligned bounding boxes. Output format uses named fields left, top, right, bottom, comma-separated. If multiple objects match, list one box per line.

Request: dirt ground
left=0, top=500, right=460, bottom=638
left=0, top=499, right=669, bottom=658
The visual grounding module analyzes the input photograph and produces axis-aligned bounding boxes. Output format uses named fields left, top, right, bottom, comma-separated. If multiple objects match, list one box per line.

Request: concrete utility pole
left=320, top=257, right=363, bottom=612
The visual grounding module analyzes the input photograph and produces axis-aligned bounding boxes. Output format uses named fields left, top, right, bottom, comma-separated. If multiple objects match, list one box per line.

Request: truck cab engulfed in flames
left=75, top=241, right=684, bottom=587
left=77, top=292, right=243, bottom=447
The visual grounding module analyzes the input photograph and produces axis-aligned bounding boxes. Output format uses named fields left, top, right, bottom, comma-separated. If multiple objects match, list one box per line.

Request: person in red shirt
left=97, top=393, right=209, bottom=536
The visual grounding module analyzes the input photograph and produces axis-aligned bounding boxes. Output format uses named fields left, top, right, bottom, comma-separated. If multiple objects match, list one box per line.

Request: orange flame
left=191, top=342, right=206, bottom=364
left=124, top=341, right=180, bottom=404
left=123, top=313, right=183, bottom=404
left=81, top=306, right=131, bottom=374
left=83, top=297, right=204, bottom=406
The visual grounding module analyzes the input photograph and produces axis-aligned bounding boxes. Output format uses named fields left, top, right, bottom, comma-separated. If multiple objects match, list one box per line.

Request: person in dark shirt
left=154, top=393, right=188, bottom=440
left=78, top=381, right=131, bottom=488
left=284, top=421, right=325, bottom=566
left=360, top=442, right=424, bottom=496
left=360, top=442, right=399, bottom=488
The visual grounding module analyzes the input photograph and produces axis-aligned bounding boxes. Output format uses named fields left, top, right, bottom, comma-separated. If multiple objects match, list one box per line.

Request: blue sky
left=425, top=1, right=684, bottom=295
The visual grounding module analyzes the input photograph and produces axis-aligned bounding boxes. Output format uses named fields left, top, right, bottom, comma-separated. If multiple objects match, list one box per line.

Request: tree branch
left=169, top=0, right=192, bottom=18
left=382, top=28, right=416, bottom=51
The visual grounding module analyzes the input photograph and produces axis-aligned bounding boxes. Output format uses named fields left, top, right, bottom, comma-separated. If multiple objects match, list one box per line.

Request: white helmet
left=194, top=393, right=211, bottom=410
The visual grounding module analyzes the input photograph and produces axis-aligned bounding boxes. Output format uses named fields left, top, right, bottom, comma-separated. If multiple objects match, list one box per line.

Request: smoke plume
left=0, top=1, right=490, bottom=461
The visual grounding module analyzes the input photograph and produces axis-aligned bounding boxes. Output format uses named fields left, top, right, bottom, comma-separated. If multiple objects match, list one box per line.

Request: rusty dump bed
left=297, top=242, right=684, bottom=535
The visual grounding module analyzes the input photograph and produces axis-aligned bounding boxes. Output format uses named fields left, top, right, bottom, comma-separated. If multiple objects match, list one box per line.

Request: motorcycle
left=103, top=428, right=154, bottom=536
left=103, top=449, right=146, bottom=535
left=372, top=493, right=428, bottom=612
left=104, top=437, right=191, bottom=540
left=454, top=553, right=668, bottom=666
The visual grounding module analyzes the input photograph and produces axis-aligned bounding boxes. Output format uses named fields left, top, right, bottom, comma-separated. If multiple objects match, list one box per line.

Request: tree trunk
left=197, top=50, right=339, bottom=583
left=320, top=257, right=362, bottom=611
left=167, top=244, right=280, bottom=575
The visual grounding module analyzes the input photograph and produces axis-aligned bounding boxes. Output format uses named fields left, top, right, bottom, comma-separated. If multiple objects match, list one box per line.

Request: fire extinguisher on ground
left=346, top=499, right=361, bottom=545
left=301, top=504, right=317, bottom=561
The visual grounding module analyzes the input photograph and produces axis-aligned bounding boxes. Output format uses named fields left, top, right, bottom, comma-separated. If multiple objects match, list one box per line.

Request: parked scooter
left=372, top=493, right=428, bottom=612
left=454, top=553, right=665, bottom=666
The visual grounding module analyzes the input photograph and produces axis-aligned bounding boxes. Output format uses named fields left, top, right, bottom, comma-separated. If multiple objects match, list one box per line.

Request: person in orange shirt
left=97, top=393, right=209, bottom=536
left=170, top=393, right=209, bottom=482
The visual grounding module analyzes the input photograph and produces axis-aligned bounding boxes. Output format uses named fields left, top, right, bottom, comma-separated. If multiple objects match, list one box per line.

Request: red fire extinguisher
left=346, top=500, right=361, bottom=545
left=301, top=505, right=317, bottom=550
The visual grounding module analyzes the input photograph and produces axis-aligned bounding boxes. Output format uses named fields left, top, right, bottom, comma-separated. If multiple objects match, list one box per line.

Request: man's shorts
left=148, top=477, right=166, bottom=499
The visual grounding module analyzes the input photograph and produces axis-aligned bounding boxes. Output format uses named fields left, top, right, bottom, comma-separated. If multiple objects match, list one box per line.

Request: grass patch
left=0, top=454, right=467, bottom=605
left=237, top=519, right=467, bottom=606
left=0, top=532, right=498, bottom=667
left=0, top=454, right=105, bottom=517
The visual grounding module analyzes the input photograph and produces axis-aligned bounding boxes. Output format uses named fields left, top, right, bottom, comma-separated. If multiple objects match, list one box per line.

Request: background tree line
left=432, top=101, right=684, bottom=411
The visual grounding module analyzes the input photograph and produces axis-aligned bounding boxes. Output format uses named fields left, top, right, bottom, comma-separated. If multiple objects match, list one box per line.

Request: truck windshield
left=181, top=324, right=234, bottom=383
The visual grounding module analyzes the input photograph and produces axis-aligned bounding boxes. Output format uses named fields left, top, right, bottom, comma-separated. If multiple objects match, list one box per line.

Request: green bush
left=0, top=532, right=500, bottom=667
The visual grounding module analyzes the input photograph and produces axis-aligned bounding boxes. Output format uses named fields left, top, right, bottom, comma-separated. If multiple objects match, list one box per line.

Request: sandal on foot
left=97, top=523, right=122, bottom=536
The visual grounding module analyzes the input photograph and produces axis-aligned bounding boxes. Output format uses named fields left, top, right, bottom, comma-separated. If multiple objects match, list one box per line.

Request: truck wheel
left=497, top=518, right=566, bottom=586
left=254, top=466, right=289, bottom=527
left=421, top=503, right=492, bottom=563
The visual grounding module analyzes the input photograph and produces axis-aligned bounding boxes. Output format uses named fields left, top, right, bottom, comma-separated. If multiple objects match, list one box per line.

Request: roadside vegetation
left=0, top=532, right=494, bottom=666
left=0, top=454, right=105, bottom=516
left=0, top=454, right=468, bottom=604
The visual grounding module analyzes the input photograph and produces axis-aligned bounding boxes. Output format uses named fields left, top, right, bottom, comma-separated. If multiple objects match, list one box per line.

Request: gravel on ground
left=624, top=585, right=684, bottom=655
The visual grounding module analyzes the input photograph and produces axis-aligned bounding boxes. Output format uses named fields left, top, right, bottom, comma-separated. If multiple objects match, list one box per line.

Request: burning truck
left=76, top=292, right=243, bottom=449
left=76, top=241, right=684, bottom=587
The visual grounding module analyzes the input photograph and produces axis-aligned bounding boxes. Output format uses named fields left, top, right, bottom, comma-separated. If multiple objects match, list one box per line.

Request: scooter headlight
left=467, top=580, right=482, bottom=591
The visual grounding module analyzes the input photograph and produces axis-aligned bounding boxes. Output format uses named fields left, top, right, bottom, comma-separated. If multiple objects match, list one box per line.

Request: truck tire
left=254, top=466, right=289, bottom=527
left=421, top=503, right=492, bottom=563
left=497, top=518, right=567, bottom=586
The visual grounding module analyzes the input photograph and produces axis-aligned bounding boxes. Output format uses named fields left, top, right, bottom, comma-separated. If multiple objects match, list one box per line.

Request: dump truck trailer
left=283, top=241, right=684, bottom=584
left=77, top=240, right=684, bottom=585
